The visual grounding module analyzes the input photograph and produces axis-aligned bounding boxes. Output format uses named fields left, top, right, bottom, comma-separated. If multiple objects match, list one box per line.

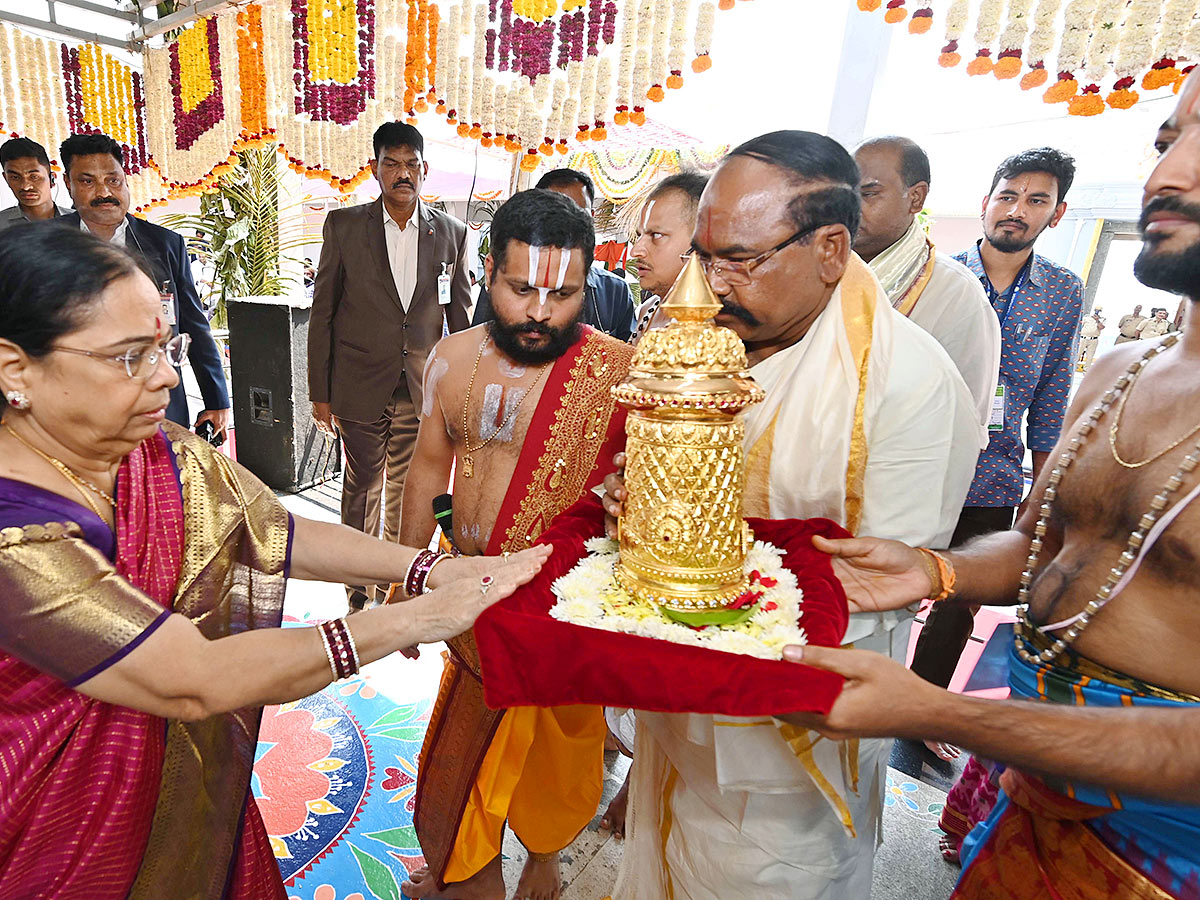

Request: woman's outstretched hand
left=407, top=546, right=551, bottom=645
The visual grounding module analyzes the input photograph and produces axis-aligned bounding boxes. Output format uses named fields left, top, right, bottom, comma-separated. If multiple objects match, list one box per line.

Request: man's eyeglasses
left=51, top=333, right=191, bottom=380
left=683, top=224, right=820, bottom=287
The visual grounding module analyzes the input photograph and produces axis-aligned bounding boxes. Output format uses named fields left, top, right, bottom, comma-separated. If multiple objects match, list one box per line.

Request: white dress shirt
left=80, top=215, right=129, bottom=248
left=383, top=201, right=420, bottom=313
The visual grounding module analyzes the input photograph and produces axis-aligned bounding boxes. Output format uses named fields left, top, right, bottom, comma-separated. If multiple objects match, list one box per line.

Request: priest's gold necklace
left=460, top=337, right=549, bottom=478
left=1016, top=334, right=1200, bottom=665
left=5, top=425, right=115, bottom=519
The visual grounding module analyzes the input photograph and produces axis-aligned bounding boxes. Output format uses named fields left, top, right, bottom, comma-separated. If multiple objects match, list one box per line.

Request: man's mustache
left=391, top=180, right=413, bottom=190
left=997, top=219, right=1026, bottom=230
left=90, top=198, right=120, bottom=206
left=1139, top=195, right=1200, bottom=234
left=718, top=300, right=761, bottom=328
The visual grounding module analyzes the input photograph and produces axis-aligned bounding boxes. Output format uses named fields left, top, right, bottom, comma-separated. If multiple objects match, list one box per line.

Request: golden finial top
left=658, top=253, right=722, bottom=323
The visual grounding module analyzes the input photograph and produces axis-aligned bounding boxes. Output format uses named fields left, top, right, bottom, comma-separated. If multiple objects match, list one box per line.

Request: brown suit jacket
left=308, top=197, right=472, bottom=423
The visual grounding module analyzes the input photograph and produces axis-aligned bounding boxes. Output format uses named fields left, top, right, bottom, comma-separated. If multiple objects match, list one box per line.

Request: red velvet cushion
left=474, top=496, right=850, bottom=717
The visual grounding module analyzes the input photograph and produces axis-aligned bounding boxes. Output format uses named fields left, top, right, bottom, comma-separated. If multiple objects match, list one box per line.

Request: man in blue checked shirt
left=911, top=147, right=1084, bottom=692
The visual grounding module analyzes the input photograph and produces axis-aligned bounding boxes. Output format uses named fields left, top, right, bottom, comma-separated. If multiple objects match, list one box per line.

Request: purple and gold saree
left=0, top=424, right=291, bottom=900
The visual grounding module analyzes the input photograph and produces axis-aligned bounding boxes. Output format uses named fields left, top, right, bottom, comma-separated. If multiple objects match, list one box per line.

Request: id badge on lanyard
left=159, top=281, right=177, bottom=327
left=437, top=262, right=452, bottom=305
left=989, top=382, right=1006, bottom=433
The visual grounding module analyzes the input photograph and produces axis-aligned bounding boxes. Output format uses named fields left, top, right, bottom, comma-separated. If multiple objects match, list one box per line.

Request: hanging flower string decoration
left=860, top=0, right=1196, bottom=116
left=3, top=0, right=736, bottom=207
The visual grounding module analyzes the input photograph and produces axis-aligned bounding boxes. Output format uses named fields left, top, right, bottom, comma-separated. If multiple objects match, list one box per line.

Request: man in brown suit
left=308, top=122, right=471, bottom=610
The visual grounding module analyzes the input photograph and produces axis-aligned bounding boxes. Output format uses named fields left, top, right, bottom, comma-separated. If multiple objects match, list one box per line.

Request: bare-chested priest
left=781, top=72, right=1200, bottom=899
left=399, top=188, right=634, bottom=900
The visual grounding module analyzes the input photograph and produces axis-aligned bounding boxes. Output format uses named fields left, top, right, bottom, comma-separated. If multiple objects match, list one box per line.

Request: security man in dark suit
left=58, top=133, right=230, bottom=437
left=308, top=122, right=472, bottom=610
left=471, top=168, right=637, bottom=341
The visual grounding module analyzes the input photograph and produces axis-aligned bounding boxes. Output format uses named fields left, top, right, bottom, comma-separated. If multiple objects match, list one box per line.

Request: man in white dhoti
left=854, top=137, right=1000, bottom=444
left=602, top=131, right=981, bottom=900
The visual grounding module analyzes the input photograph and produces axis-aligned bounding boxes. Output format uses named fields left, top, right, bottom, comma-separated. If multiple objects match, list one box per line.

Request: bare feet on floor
left=599, top=774, right=630, bottom=840
left=924, top=740, right=962, bottom=762
left=939, top=835, right=962, bottom=865
left=513, top=851, right=561, bottom=900
left=401, top=857, right=505, bottom=900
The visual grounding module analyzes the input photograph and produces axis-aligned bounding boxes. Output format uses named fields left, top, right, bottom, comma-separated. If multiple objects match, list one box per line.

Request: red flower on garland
left=291, top=0, right=377, bottom=125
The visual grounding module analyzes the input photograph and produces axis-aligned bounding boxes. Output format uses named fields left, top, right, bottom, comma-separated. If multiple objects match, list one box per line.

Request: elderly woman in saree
left=0, top=224, right=548, bottom=900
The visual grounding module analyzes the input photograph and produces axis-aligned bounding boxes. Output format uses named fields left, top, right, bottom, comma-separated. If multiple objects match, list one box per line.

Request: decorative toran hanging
left=857, top=0, right=1199, bottom=116
left=0, top=0, right=752, bottom=209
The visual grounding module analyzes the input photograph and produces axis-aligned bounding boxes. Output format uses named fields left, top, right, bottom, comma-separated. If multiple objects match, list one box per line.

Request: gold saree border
left=129, top=426, right=291, bottom=900
left=893, top=241, right=936, bottom=318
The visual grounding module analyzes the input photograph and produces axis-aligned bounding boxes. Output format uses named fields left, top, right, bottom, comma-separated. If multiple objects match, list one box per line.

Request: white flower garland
left=471, top=3, right=487, bottom=125
left=579, top=54, right=599, bottom=134
left=632, top=46, right=651, bottom=103
left=1055, top=0, right=1099, bottom=76
left=693, top=1, right=715, bottom=55
left=595, top=55, right=613, bottom=125
left=1152, top=0, right=1193, bottom=60
left=616, top=0, right=638, bottom=112
left=649, top=0, right=672, bottom=90
left=942, top=0, right=970, bottom=43
left=973, top=0, right=1005, bottom=50
left=444, top=5, right=461, bottom=113
left=480, top=75, right=496, bottom=136
left=997, top=0, right=1036, bottom=53
left=548, top=76, right=567, bottom=140
left=667, top=0, right=690, bottom=77
left=549, top=538, right=808, bottom=660
left=1182, top=14, right=1200, bottom=62
left=1083, top=0, right=1126, bottom=83
left=1112, top=0, right=1162, bottom=78
left=1026, top=0, right=1062, bottom=66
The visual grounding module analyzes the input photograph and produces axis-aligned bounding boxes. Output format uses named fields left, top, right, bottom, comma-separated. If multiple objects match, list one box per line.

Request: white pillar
left=826, top=10, right=894, bottom=149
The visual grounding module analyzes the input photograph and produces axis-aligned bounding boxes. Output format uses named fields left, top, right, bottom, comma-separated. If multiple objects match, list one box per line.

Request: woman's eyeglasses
left=50, top=333, right=191, bottom=380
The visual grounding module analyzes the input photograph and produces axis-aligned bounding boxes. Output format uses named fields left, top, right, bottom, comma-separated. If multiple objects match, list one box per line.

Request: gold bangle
left=917, top=548, right=956, bottom=602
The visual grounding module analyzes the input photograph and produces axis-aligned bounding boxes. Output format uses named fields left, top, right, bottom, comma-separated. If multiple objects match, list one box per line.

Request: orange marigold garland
left=1068, top=82, right=1104, bottom=115
left=884, top=1, right=907, bottom=26
left=1106, top=76, right=1139, bottom=109
left=909, top=7, right=933, bottom=34
left=1044, top=72, right=1079, bottom=102
left=1020, top=63, right=1048, bottom=89
left=1143, top=58, right=1180, bottom=91
left=938, top=0, right=968, bottom=67
left=857, top=0, right=882, bottom=10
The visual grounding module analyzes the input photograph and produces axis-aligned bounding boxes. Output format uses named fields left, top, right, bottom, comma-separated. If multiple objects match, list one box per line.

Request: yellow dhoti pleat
left=442, top=704, right=606, bottom=883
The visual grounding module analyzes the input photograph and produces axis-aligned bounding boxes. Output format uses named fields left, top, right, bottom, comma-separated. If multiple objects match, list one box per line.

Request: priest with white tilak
left=854, top=137, right=1000, bottom=445
left=607, top=132, right=981, bottom=900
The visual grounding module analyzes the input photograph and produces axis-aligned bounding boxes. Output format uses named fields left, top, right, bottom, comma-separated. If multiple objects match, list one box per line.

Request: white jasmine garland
left=595, top=55, right=613, bottom=121
left=1112, top=0, right=1162, bottom=78
left=632, top=46, right=650, bottom=101
left=490, top=81, right=505, bottom=135
left=942, top=0, right=969, bottom=43
left=1056, top=0, right=1099, bottom=75
left=692, top=0, right=715, bottom=60
left=649, top=0, right=671, bottom=86
left=549, top=538, right=807, bottom=660
left=579, top=55, right=599, bottom=130
left=667, top=0, right=689, bottom=75
left=1026, top=0, right=1062, bottom=66
left=456, top=55, right=472, bottom=119
left=435, top=15, right=450, bottom=103
left=506, top=77, right=523, bottom=136
left=1083, top=0, right=1126, bottom=83
left=997, top=0, right=1036, bottom=53
left=973, top=0, right=1005, bottom=49
left=1182, top=14, right=1200, bottom=61
left=1152, top=0, right=1194, bottom=61
left=560, top=95, right=578, bottom=142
